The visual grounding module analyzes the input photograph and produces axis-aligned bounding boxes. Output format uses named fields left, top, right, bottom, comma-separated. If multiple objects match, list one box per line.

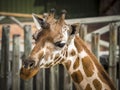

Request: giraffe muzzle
left=20, top=59, right=39, bottom=80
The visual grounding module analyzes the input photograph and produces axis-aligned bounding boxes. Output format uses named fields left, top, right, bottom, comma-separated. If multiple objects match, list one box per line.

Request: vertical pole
left=91, top=33, right=100, bottom=60
left=64, top=66, right=73, bottom=90
left=45, top=69, right=50, bottom=90
left=109, top=23, right=117, bottom=86
left=34, top=69, right=44, bottom=90
left=12, top=35, right=20, bottom=90
left=118, top=26, right=120, bottom=90
left=43, top=69, right=46, bottom=90
left=50, top=65, right=59, bottom=90
left=43, top=68, right=50, bottom=90
left=59, top=65, right=64, bottom=90
left=23, top=25, right=33, bottom=90
left=0, top=25, right=10, bottom=90
left=79, top=24, right=87, bottom=41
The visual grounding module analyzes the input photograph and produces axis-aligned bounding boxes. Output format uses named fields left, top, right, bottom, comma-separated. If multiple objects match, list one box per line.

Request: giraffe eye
left=54, top=41, right=65, bottom=48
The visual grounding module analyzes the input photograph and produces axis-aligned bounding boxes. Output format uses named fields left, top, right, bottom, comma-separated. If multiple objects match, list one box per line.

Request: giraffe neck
left=62, top=35, right=116, bottom=90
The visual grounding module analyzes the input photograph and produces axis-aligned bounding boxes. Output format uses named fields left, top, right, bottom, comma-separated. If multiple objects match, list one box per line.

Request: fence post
left=34, top=69, right=44, bottom=90
left=63, top=65, right=73, bottom=90
left=118, top=26, right=120, bottom=90
left=79, top=24, right=87, bottom=41
left=91, top=33, right=100, bottom=60
left=59, top=65, right=65, bottom=90
left=43, top=69, right=46, bottom=90
left=12, top=34, right=20, bottom=90
left=109, top=23, right=117, bottom=85
left=0, top=25, right=10, bottom=90
left=23, top=25, right=33, bottom=90
left=39, top=68, right=50, bottom=90
left=49, top=65, right=59, bottom=90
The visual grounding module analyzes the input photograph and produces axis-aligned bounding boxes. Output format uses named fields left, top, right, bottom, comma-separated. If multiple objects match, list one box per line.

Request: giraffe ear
left=32, top=13, right=42, bottom=30
left=32, top=13, right=50, bottom=30
left=70, top=23, right=80, bottom=35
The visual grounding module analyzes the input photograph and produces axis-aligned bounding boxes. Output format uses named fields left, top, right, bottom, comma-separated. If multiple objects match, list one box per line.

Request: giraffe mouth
left=20, top=59, right=40, bottom=80
left=20, top=65, right=39, bottom=80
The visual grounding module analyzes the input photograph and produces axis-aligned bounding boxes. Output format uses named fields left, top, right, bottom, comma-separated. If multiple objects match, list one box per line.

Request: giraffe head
left=20, top=9, right=78, bottom=80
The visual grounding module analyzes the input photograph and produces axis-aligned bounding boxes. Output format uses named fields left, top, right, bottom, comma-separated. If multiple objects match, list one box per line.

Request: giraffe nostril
left=29, top=61, right=35, bottom=67
left=23, top=60, right=35, bottom=69
left=24, top=63, right=29, bottom=68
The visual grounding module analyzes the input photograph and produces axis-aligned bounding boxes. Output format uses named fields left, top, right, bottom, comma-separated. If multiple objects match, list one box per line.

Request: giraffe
left=20, top=9, right=116, bottom=90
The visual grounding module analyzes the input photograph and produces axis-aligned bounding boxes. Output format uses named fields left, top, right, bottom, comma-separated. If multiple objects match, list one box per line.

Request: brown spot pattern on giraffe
left=82, top=56, right=94, bottom=77
left=85, top=84, right=92, bottom=90
left=70, top=49, right=76, bottom=56
left=93, top=79, right=102, bottom=90
left=64, top=60, right=71, bottom=70
left=73, top=56, right=80, bottom=69
left=71, top=70, right=83, bottom=84
left=75, top=35, right=116, bottom=90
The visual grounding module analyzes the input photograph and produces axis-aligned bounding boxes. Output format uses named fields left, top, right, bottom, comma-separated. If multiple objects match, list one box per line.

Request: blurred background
left=0, top=0, right=120, bottom=18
